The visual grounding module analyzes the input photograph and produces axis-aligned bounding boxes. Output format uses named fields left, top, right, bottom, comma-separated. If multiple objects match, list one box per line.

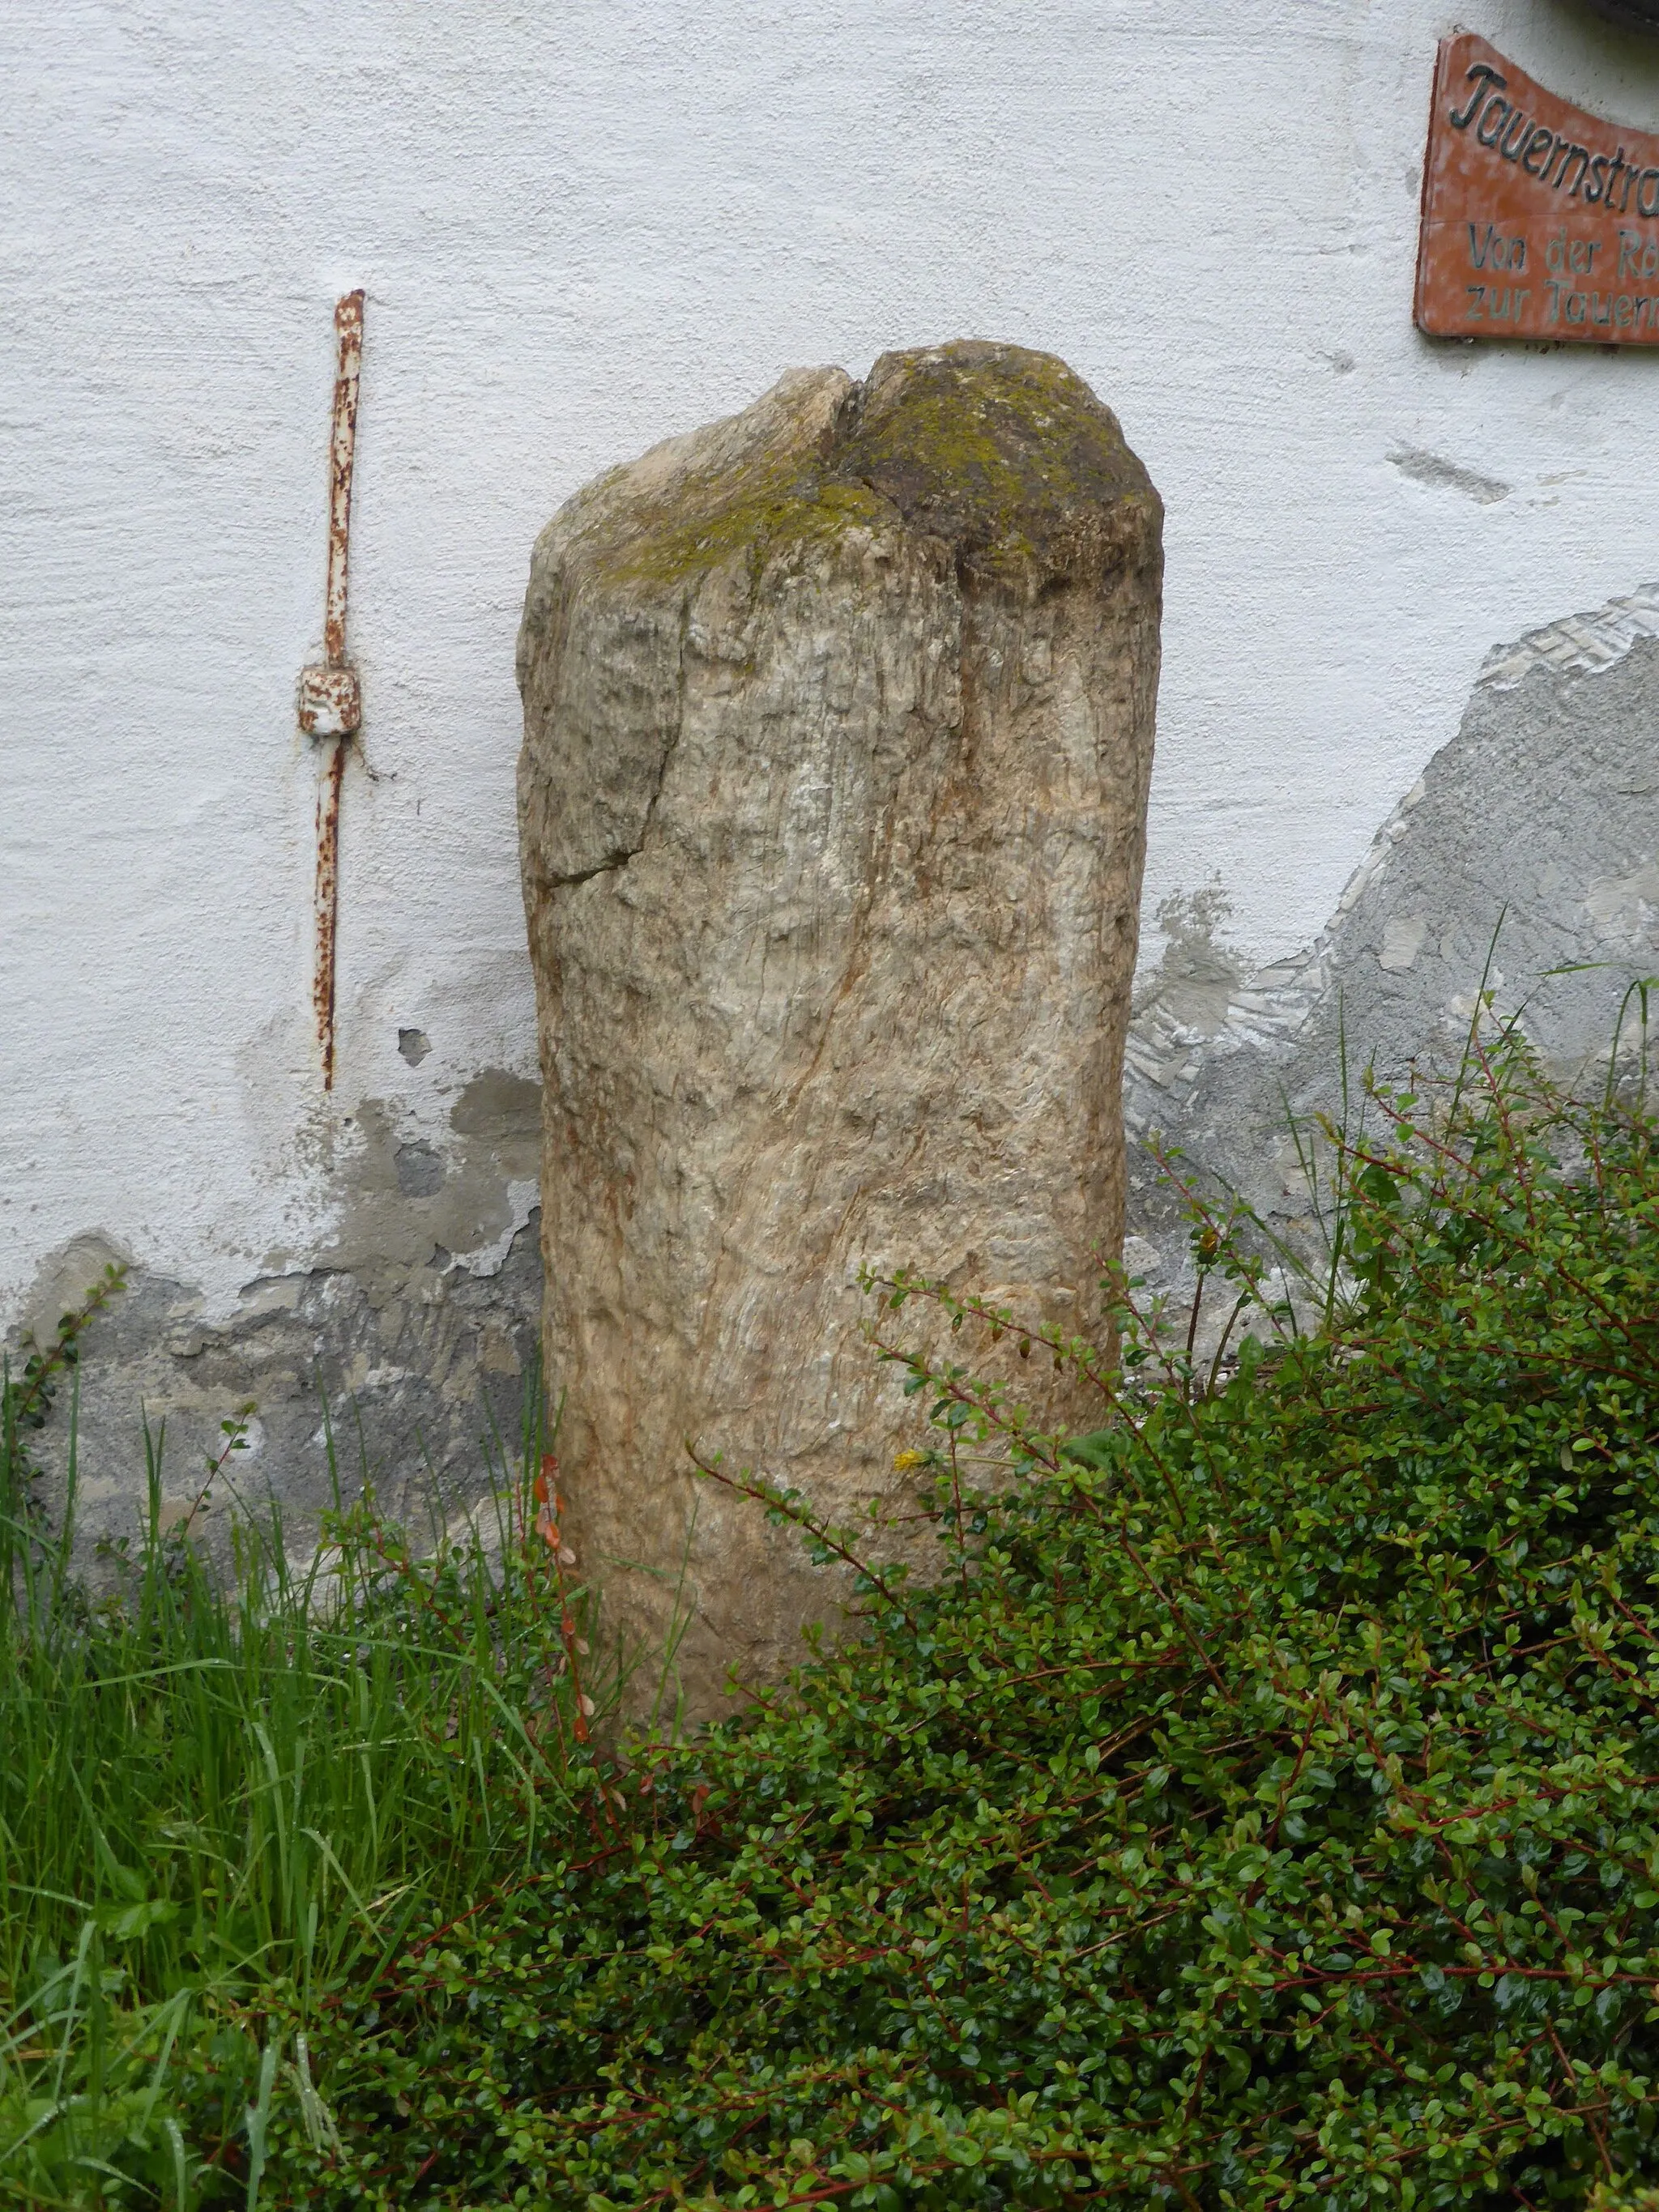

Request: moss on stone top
left=830, top=341, right=1158, bottom=589
left=563, top=343, right=1158, bottom=601
left=599, top=475, right=895, bottom=593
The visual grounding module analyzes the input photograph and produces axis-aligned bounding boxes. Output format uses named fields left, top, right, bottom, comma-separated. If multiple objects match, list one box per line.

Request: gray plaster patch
left=395, top=1141, right=446, bottom=1199
left=15, top=1217, right=542, bottom=1573
left=450, top=1070, right=541, bottom=1142
left=1387, top=445, right=1511, bottom=505
left=10, top=1067, right=548, bottom=1563
left=1125, top=599, right=1659, bottom=1335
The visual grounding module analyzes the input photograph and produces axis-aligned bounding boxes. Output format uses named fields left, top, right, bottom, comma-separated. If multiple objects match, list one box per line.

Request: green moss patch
left=831, top=340, right=1158, bottom=585
left=596, top=472, right=895, bottom=593
left=582, top=342, right=1160, bottom=601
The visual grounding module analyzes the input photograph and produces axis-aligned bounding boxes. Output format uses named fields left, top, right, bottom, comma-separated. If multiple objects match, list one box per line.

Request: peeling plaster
left=1124, top=580, right=1659, bottom=1328
left=8, top=1068, right=545, bottom=1552
left=314, top=1072, right=538, bottom=1290
left=1480, top=582, right=1659, bottom=688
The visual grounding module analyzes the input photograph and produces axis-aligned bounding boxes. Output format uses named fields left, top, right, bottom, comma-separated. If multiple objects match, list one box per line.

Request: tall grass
left=0, top=1319, right=597, bottom=2209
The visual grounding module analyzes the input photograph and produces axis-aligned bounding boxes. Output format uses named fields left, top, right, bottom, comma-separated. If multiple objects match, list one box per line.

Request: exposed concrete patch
left=9, top=1068, right=546, bottom=1559
left=15, top=1216, right=541, bottom=1569
left=1125, top=593, right=1659, bottom=1320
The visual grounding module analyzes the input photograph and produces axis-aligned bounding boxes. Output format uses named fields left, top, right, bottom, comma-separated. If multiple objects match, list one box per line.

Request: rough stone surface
left=518, top=341, right=1162, bottom=1711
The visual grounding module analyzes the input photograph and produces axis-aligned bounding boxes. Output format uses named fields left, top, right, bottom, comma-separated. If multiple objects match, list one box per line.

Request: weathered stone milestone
left=517, top=340, right=1162, bottom=1711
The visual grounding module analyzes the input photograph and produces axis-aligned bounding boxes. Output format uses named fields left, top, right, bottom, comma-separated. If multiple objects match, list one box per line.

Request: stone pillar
left=517, top=341, right=1162, bottom=1714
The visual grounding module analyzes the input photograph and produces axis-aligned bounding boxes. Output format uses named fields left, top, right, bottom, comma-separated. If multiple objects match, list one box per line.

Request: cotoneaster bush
left=253, top=1025, right=1659, bottom=2211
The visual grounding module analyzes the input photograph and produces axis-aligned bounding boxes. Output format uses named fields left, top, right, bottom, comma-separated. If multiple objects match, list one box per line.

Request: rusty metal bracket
left=300, top=289, right=365, bottom=1089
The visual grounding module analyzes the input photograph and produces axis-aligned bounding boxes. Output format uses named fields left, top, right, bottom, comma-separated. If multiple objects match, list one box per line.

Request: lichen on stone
left=600, top=474, right=896, bottom=594
left=540, top=343, right=1160, bottom=606
left=830, top=341, right=1160, bottom=590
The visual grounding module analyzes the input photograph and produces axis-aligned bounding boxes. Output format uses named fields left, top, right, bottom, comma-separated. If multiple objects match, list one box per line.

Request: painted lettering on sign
left=1416, top=34, right=1659, bottom=345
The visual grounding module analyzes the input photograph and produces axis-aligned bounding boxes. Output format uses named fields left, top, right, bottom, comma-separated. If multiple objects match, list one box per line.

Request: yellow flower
left=893, top=1449, right=928, bottom=1472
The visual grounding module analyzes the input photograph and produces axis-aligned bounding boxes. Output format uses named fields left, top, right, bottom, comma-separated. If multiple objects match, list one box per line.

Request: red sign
left=1416, top=32, right=1659, bottom=345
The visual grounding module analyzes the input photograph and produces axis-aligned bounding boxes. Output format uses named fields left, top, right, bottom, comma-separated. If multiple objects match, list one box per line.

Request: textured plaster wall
left=5, top=0, right=1659, bottom=1514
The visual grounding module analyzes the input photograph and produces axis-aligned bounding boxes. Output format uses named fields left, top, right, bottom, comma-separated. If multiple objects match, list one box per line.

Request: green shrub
left=16, top=1023, right=1659, bottom=2210
left=276, top=1028, right=1659, bottom=2210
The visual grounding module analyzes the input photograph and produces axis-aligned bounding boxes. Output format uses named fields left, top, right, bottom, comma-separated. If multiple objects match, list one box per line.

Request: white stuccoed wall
left=5, top=0, right=1659, bottom=1326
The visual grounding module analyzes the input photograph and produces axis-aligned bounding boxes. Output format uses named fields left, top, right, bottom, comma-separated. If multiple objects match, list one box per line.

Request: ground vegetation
left=7, top=1022, right=1659, bottom=2209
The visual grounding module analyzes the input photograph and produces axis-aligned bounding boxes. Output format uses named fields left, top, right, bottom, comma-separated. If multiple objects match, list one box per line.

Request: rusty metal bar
left=323, top=290, right=364, bottom=666
left=299, top=288, right=365, bottom=1090
left=313, top=735, right=347, bottom=1089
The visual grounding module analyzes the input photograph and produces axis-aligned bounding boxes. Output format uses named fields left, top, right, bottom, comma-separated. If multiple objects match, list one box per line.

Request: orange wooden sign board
left=1417, top=32, right=1659, bottom=344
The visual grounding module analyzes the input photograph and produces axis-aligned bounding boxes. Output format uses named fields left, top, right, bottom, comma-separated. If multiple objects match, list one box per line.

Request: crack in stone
left=551, top=599, right=693, bottom=893
left=550, top=846, right=642, bottom=889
